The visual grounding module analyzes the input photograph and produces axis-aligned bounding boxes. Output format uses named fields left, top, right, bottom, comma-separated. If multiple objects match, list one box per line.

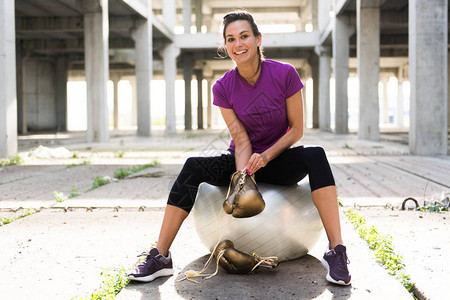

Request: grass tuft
left=0, top=209, right=37, bottom=227
left=113, top=162, right=159, bottom=180
left=345, top=209, right=416, bottom=297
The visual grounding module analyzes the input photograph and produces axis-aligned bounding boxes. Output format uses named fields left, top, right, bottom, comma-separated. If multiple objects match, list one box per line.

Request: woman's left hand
left=246, top=153, right=267, bottom=175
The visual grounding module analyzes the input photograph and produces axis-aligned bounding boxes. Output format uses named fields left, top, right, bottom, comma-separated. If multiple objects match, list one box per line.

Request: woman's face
left=225, top=20, right=261, bottom=65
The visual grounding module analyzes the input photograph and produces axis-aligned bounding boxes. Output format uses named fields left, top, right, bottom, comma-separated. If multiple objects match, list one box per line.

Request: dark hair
left=217, top=10, right=264, bottom=60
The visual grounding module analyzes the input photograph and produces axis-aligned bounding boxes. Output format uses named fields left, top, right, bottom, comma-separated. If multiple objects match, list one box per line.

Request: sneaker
left=321, top=244, right=351, bottom=285
left=128, top=248, right=174, bottom=282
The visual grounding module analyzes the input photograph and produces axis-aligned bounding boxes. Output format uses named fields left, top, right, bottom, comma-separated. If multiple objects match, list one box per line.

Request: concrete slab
left=355, top=208, right=450, bottom=300
left=117, top=210, right=411, bottom=300
left=1, top=128, right=448, bottom=299
left=0, top=210, right=167, bottom=300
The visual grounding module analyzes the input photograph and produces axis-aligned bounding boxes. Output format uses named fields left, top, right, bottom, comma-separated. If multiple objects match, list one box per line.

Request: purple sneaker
left=128, top=248, right=174, bottom=282
left=321, top=244, right=351, bottom=285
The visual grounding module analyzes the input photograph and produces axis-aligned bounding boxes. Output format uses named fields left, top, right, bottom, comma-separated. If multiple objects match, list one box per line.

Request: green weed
left=69, top=186, right=81, bottom=198
left=91, top=176, right=111, bottom=190
left=67, top=159, right=91, bottom=169
left=54, top=191, right=69, bottom=203
left=113, top=162, right=158, bottom=180
left=71, top=268, right=129, bottom=300
left=345, top=209, right=416, bottom=297
left=0, top=209, right=36, bottom=227
left=0, top=155, right=25, bottom=167
left=114, top=151, right=125, bottom=158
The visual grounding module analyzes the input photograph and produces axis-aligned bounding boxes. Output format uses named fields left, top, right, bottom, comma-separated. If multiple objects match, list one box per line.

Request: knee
left=304, top=146, right=327, bottom=161
left=184, top=157, right=201, bottom=170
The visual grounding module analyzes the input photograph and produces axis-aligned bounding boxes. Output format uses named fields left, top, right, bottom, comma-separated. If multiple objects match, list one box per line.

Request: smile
left=234, top=50, right=248, bottom=55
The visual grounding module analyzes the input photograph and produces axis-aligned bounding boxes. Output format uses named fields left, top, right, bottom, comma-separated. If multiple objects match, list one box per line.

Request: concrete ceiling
left=14, top=0, right=448, bottom=74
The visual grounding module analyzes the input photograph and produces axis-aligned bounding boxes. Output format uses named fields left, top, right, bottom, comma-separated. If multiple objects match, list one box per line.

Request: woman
left=128, top=11, right=351, bottom=286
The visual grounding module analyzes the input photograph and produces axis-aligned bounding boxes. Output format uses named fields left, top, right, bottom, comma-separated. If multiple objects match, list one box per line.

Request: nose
left=236, top=39, right=242, bottom=46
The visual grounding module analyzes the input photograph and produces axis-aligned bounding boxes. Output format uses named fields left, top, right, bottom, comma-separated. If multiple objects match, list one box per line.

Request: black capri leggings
left=167, top=146, right=335, bottom=213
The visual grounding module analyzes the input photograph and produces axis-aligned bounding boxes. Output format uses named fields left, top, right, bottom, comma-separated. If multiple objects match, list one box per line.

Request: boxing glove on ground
left=223, top=170, right=265, bottom=218
left=214, top=239, right=278, bottom=274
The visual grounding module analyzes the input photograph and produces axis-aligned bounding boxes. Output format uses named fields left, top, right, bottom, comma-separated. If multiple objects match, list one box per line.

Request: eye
left=241, top=34, right=248, bottom=39
left=227, top=37, right=235, bottom=42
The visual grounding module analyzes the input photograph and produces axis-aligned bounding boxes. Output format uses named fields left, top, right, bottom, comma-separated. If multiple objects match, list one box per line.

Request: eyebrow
left=226, top=30, right=250, bottom=37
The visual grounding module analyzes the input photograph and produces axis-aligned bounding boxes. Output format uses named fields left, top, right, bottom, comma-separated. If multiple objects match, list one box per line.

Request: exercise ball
left=192, top=176, right=323, bottom=262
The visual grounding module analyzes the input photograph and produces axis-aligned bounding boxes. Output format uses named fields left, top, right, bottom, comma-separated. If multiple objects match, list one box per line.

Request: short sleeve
left=285, top=65, right=304, bottom=99
left=212, top=81, right=232, bottom=109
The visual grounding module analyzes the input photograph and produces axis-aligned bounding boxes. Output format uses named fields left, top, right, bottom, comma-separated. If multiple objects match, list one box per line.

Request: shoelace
left=135, top=252, right=163, bottom=270
left=331, top=249, right=350, bottom=267
left=225, top=170, right=247, bottom=199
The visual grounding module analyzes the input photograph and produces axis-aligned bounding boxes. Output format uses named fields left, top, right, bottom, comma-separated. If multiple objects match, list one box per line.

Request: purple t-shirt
left=213, top=59, right=304, bottom=153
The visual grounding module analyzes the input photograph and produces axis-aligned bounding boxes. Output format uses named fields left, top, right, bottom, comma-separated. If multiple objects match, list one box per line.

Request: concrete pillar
left=0, top=0, right=18, bottom=157
left=318, top=47, right=331, bottom=131
left=310, top=54, right=319, bottom=128
left=183, top=0, right=192, bottom=34
left=194, top=69, right=204, bottom=129
left=129, top=76, right=137, bottom=127
left=397, top=68, right=404, bottom=128
left=55, top=56, right=68, bottom=132
left=448, top=50, right=450, bottom=134
left=206, top=78, right=212, bottom=128
left=195, top=0, right=202, bottom=33
left=357, top=0, right=380, bottom=140
left=318, top=0, right=331, bottom=31
left=381, top=76, right=389, bottom=124
left=133, top=5, right=153, bottom=136
left=162, top=43, right=179, bottom=134
left=163, top=0, right=176, bottom=30
left=80, top=0, right=110, bottom=142
left=111, top=73, right=120, bottom=129
left=183, top=53, right=194, bottom=130
left=409, top=0, right=448, bottom=155
left=16, top=41, right=25, bottom=134
left=332, top=16, right=351, bottom=134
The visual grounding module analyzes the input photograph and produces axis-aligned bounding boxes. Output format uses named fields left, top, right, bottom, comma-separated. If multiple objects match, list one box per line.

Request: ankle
left=156, top=245, right=169, bottom=257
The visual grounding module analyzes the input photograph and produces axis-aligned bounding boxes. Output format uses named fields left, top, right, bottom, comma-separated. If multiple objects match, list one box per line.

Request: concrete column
left=16, top=41, right=25, bottom=134
left=111, top=73, right=120, bottom=129
left=318, top=0, right=331, bottom=31
left=133, top=6, right=153, bottom=136
left=55, top=56, right=68, bottom=132
left=332, top=16, right=351, bottom=134
left=183, top=53, right=194, bottom=130
left=162, top=43, right=180, bottom=134
left=409, top=0, right=448, bottom=155
left=129, top=76, right=137, bottom=127
left=397, top=68, right=404, bottom=128
left=448, top=50, right=450, bottom=135
left=381, top=76, right=389, bottom=124
left=163, top=0, right=176, bottom=30
left=206, top=78, right=212, bottom=128
left=0, top=0, right=18, bottom=157
left=310, top=55, right=319, bottom=128
left=80, top=0, right=110, bottom=142
left=195, top=0, right=202, bottom=33
left=357, top=0, right=380, bottom=140
left=319, top=47, right=331, bottom=132
left=194, top=69, right=204, bottom=129
left=183, top=0, right=192, bottom=34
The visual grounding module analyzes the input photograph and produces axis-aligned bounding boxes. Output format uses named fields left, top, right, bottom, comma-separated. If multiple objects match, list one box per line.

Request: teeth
left=235, top=50, right=247, bottom=55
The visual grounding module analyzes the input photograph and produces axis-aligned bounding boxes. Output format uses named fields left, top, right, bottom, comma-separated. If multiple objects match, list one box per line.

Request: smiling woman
left=127, top=10, right=351, bottom=287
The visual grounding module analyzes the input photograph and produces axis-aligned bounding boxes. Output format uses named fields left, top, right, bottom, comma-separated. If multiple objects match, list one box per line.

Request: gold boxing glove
left=223, top=170, right=265, bottom=218
left=214, top=240, right=278, bottom=274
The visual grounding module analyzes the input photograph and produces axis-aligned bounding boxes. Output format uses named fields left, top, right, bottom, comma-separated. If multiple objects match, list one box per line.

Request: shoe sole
left=128, top=268, right=174, bottom=282
left=321, top=258, right=351, bottom=286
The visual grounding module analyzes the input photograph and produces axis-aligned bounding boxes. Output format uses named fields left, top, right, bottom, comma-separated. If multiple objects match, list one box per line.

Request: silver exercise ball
left=192, top=176, right=323, bottom=262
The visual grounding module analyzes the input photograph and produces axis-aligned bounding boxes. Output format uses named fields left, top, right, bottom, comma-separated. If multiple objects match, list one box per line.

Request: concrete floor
left=1, top=128, right=448, bottom=299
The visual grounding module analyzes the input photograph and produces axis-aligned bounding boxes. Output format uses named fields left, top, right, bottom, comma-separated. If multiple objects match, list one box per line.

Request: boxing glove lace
left=214, top=239, right=278, bottom=274
left=223, top=170, right=265, bottom=218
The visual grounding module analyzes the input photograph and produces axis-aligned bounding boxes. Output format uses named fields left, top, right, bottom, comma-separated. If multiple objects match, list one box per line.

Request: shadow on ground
left=126, top=254, right=353, bottom=299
